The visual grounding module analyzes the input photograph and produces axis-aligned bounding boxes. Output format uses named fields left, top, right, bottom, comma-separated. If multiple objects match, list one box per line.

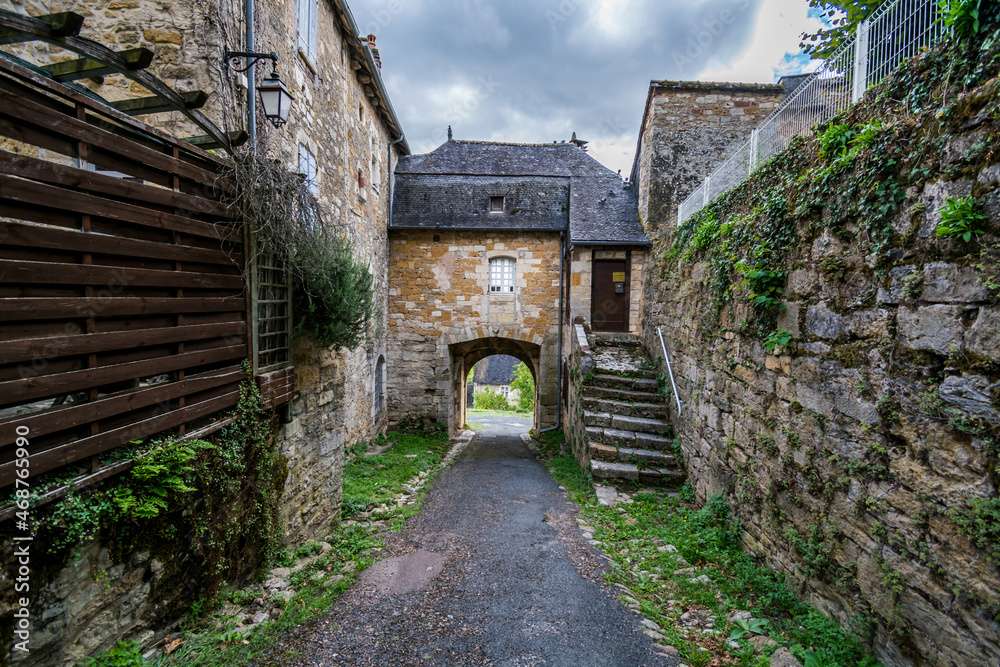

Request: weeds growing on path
left=126, top=429, right=452, bottom=667
left=545, top=455, right=882, bottom=667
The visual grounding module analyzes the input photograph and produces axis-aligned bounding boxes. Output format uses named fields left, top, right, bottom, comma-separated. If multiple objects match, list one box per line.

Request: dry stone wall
left=640, top=65, right=1000, bottom=666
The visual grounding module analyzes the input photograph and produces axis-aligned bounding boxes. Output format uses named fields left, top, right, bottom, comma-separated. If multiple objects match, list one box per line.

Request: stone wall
left=3, top=0, right=399, bottom=662
left=387, top=229, right=562, bottom=433
left=569, top=247, right=648, bottom=333
left=564, top=324, right=595, bottom=467
left=631, top=81, right=785, bottom=232
left=639, top=110, right=1000, bottom=667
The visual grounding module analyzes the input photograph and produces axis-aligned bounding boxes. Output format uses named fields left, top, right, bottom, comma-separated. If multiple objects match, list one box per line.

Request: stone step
left=590, top=374, right=660, bottom=393
left=590, top=460, right=686, bottom=487
left=590, top=333, right=643, bottom=347
left=583, top=396, right=669, bottom=420
left=584, top=413, right=672, bottom=437
left=595, top=367, right=659, bottom=380
left=583, top=386, right=666, bottom=404
left=586, top=426, right=674, bottom=451
left=589, top=443, right=680, bottom=468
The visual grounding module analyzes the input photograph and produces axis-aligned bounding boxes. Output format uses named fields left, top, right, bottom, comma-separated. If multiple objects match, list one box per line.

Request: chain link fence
left=677, top=0, right=944, bottom=225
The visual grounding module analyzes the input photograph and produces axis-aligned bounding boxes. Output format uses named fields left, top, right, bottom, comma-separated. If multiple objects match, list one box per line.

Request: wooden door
left=592, top=259, right=628, bottom=332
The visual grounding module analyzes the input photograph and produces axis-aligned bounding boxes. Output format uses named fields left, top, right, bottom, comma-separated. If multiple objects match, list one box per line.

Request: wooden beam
left=40, top=47, right=154, bottom=82
left=110, top=90, right=209, bottom=116
left=0, top=12, right=84, bottom=46
left=0, top=10, right=232, bottom=153
left=182, top=130, right=249, bottom=150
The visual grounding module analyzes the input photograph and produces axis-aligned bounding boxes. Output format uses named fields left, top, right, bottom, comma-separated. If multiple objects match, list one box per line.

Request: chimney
left=367, top=34, right=382, bottom=71
left=448, top=126, right=453, bottom=141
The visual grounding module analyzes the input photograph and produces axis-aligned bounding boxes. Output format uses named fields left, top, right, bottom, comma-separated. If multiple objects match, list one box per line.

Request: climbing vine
left=30, top=362, right=284, bottom=610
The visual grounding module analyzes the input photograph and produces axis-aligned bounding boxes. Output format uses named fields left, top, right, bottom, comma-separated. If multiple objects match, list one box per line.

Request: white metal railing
left=677, top=0, right=944, bottom=225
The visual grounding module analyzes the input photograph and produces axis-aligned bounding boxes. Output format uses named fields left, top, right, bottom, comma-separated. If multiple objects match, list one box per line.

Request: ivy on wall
left=654, top=12, right=1000, bottom=649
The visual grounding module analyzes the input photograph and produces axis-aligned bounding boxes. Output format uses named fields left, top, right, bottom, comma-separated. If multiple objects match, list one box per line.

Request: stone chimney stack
left=367, top=34, right=382, bottom=71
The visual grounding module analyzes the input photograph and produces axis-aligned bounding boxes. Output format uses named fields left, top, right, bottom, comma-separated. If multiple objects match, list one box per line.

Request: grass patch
left=144, top=429, right=452, bottom=667
left=342, top=430, right=451, bottom=523
left=466, top=409, right=532, bottom=418
left=546, top=456, right=882, bottom=667
left=465, top=420, right=486, bottom=431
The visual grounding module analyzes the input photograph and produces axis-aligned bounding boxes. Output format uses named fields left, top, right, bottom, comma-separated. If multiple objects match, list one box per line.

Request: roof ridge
left=448, top=139, right=582, bottom=148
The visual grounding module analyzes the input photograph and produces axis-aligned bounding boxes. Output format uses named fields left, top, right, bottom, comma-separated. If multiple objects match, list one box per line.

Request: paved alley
left=273, top=416, right=676, bottom=666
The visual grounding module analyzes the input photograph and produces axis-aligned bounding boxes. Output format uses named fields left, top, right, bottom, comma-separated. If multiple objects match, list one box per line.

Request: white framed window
left=490, top=196, right=504, bottom=212
left=298, top=144, right=317, bottom=196
left=489, top=257, right=515, bottom=294
left=296, top=0, right=318, bottom=63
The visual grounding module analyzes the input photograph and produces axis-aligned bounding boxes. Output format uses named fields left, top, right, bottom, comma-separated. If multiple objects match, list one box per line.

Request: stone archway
left=451, top=337, right=541, bottom=434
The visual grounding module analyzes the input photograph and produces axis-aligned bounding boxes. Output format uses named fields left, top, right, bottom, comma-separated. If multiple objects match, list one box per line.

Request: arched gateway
left=386, top=138, right=650, bottom=436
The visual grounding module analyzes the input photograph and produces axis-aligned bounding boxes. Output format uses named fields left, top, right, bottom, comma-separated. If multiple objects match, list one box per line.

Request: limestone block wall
left=387, top=230, right=562, bottom=433
left=569, top=247, right=647, bottom=333
left=632, top=81, right=785, bottom=232
left=564, top=324, right=595, bottom=467
left=642, top=163, right=1000, bottom=664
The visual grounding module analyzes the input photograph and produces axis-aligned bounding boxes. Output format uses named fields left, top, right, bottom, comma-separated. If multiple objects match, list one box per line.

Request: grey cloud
left=354, top=0, right=765, bottom=172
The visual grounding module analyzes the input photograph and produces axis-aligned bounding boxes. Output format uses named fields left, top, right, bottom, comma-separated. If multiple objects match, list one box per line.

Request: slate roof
left=391, top=175, right=569, bottom=231
left=392, top=140, right=648, bottom=245
left=473, top=355, right=519, bottom=385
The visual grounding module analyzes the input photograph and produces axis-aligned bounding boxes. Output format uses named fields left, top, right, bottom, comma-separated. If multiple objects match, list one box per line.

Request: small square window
left=490, top=196, right=504, bottom=213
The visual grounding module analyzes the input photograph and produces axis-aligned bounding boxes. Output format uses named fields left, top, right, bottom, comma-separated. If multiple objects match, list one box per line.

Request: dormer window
left=490, top=196, right=504, bottom=213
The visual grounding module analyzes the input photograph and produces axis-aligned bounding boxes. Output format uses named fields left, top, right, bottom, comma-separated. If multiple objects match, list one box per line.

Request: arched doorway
left=449, top=337, right=542, bottom=436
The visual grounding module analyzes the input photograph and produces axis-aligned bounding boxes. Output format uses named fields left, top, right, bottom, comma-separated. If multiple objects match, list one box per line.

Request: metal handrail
left=657, top=328, right=682, bottom=417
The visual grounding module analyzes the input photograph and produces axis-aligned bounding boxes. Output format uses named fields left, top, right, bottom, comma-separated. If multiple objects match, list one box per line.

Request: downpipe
left=539, top=230, right=566, bottom=436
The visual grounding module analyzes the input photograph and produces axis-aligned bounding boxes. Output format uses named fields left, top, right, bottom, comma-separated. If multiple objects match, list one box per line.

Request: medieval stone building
left=387, top=137, right=649, bottom=435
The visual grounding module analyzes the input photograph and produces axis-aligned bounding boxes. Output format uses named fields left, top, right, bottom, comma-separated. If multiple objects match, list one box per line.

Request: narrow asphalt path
left=275, top=416, right=675, bottom=666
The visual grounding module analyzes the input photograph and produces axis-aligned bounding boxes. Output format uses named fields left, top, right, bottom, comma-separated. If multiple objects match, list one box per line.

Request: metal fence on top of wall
left=677, top=0, right=945, bottom=224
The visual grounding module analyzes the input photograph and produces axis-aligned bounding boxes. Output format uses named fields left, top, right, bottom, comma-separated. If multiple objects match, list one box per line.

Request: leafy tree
left=510, top=362, right=535, bottom=412
left=800, top=0, right=889, bottom=59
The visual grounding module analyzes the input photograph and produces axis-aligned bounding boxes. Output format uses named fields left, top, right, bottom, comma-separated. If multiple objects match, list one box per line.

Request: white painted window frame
left=489, top=257, right=515, bottom=294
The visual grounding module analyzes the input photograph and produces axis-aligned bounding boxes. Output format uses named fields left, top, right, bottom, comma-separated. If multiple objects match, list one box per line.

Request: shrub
left=473, top=387, right=513, bottom=411
left=292, top=234, right=375, bottom=349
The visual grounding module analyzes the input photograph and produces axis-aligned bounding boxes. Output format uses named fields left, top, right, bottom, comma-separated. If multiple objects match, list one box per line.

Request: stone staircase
left=584, top=333, right=685, bottom=487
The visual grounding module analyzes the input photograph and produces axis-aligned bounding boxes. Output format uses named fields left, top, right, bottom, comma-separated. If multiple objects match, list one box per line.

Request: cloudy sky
left=350, top=0, right=825, bottom=175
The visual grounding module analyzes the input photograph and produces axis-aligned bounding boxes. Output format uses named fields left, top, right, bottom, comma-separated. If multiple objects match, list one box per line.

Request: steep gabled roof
left=473, top=355, right=519, bottom=385
left=392, top=140, right=648, bottom=245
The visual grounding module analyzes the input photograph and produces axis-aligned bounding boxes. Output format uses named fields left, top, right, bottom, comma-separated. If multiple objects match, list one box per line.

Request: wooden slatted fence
left=0, top=55, right=251, bottom=488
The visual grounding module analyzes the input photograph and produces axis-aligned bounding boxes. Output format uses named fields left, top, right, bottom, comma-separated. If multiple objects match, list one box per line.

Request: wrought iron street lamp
left=224, top=48, right=294, bottom=128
